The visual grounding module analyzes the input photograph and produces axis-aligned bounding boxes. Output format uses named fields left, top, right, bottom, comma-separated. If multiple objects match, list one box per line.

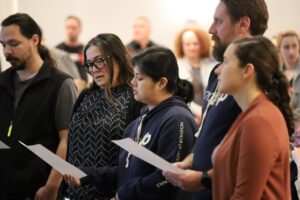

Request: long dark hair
left=84, top=33, right=133, bottom=103
left=132, top=47, right=194, bottom=103
left=1, top=13, right=56, bottom=66
left=233, top=36, right=294, bottom=136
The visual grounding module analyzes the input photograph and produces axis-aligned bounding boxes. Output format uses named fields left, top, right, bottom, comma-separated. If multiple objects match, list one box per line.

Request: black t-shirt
left=13, top=74, right=35, bottom=109
left=56, top=42, right=87, bottom=81
left=126, top=40, right=157, bottom=57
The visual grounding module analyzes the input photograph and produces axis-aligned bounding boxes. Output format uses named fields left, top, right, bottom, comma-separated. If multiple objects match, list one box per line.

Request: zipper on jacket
left=7, top=121, right=13, bottom=137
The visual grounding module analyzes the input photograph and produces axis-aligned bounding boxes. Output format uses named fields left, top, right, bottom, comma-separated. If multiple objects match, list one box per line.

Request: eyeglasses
left=82, top=56, right=108, bottom=73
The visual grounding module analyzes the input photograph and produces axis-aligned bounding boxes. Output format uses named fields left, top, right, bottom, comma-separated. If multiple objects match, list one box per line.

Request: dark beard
left=6, top=55, right=26, bottom=70
left=212, top=44, right=227, bottom=62
left=212, top=35, right=228, bottom=62
left=14, top=63, right=26, bottom=70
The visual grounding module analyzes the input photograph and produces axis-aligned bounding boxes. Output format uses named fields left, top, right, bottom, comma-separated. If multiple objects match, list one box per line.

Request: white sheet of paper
left=0, top=140, right=10, bottom=149
left=112, top=138, right=184, bottom=174
left=19, top=141, right=86, bottom=179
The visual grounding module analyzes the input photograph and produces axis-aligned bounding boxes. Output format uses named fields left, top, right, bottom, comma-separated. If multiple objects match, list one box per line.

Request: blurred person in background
left=174, top=26, right=217, bottom=125
left=277, top=30, right=300, bottom=108
left=56, top=15, right=87, bottom=91
left=126, top=16, right=158, bottom=57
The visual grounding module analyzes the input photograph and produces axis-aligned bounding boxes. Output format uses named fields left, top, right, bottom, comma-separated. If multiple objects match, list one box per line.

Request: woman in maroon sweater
left=211, top=36, right=294, bottom=199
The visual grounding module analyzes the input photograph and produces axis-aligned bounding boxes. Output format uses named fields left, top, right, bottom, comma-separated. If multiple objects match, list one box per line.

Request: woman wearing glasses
left=64, top=47, right=196, bottom=200
left=66, top=33, right=141, bottom=199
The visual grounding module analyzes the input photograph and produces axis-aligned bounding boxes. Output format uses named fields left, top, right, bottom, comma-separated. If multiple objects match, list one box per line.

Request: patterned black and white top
left=67, top=85, right=140, bottom=200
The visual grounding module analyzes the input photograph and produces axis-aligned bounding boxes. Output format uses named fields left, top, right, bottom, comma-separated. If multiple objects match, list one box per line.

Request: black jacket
left=0, top=62, right=70, bottom=198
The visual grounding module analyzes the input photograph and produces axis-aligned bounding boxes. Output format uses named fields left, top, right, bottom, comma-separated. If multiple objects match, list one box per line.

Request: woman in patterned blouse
left=66, top=33, right=141, bottom=200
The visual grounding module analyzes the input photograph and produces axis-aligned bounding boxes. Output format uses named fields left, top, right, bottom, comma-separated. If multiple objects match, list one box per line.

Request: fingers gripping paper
left=19, top=141, right=86, bottom=179
left=112, top=138, right=184, bottom=174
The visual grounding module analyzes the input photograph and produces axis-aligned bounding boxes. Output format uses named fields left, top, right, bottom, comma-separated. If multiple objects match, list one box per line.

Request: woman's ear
left=243, top=63, right=255, bottom=79
left=158, top=77, right=168, bottom=90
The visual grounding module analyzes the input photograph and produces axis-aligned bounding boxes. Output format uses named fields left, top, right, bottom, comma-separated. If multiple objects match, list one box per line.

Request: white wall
left=13, top=0, right=219, bottom=47
left=265, top=0, right=300, bottom=37
left=1, top=0, right=300, bottom=70
left=0, top=0, right=18, bottom=69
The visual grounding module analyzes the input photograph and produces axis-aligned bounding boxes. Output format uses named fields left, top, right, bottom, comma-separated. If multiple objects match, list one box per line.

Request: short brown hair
left=221, top=0, right=268, bottom=35
left=174, top=27, right=211, bottom=58
left=65, top=15, right=81, bottom=26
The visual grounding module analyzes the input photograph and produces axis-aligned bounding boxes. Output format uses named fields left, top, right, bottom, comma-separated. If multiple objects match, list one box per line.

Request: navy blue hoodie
left=82, top=96, right=196, bottom=200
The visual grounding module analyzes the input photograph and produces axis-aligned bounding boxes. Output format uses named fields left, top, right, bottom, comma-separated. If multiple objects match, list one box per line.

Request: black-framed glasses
left=82, top=56, right=109, bottom=73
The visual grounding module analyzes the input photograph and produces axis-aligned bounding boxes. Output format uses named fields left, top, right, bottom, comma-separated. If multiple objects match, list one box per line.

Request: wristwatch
left=201, top=171, right=212, bottom=189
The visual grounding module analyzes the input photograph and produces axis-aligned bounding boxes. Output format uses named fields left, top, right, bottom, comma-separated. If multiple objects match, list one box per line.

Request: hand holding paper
left=19, top=141, right=86, bottom=179
left=112, top=138, right=184, bottom=174
left=63, top=174, right=82, bottom=187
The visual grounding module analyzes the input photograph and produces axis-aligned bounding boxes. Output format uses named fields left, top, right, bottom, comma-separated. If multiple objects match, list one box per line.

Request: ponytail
left=266, top=71, right=294, bottom=136
left=233, top=36, right=294, bottom=138
left=175, top=79, right=194, bottom=103
left=38, top=44, right=57, bottom=67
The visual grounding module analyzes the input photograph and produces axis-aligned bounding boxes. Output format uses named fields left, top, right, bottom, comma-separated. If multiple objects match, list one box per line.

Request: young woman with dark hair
left=64, top=47, right=197, bottom=200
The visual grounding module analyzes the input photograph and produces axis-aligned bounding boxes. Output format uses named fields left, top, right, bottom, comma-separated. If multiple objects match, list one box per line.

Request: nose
left=288, top=47, right=295, bottom=55
left=90, top=64, right=100, bottom=74
left=131, top=76, right=136, bottom=87
left=4, top=45, right=13, bottom=56
left=214, top=64, right=223, bottom=76
left=208, top=22, right=216, bottom=35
